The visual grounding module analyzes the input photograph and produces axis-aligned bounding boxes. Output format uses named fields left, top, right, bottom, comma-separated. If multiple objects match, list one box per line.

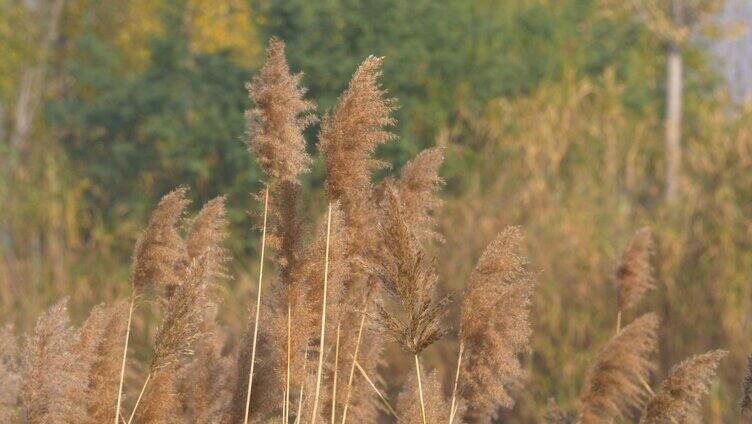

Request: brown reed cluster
left=0, top=38, right=738, bottom=424
left=565, top=227, right=729, bottom=424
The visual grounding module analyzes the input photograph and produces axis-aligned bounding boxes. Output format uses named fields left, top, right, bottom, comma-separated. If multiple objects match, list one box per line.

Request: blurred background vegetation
left=1, top=0, right=751, bottom=421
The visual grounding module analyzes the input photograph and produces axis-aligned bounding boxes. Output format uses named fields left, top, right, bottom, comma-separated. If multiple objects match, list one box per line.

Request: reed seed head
left=640, top=349, right=727, bottom=424
left=615, top=227, right=655, bottom=311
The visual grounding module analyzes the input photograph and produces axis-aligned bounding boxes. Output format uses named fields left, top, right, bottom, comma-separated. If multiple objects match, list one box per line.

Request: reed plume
left=132, top=187, right=190, bottom=299
left=317, top=54, right=399, bottom=422
left=579, top=313, right=659, bottom=424
left=457, top=227, right=535, bottom=422
left=396, top=369, right=451, bottom=424
left=22, top=300, right=87, bottom=424
left=136, top=257, right=214, bottom=423
left=180, top=332, right=233, bottom=424
left=640, top=349, right=727, bottom=424
left=245, top=37, right=315, bottom=184
left=232, top=37, right=316, bottom=424
left=742, top=355, right=752, bottom=422
left=615, top=227, right=655, bottom=314
left=74, top=302, right=129, bottom=424
left=117, top=187, right=192, bottom=424
left=186, top=196, right=229, bottom=281
left=395, top=146, right=445, bottom=245
left=370, top=185, right=450, bottom=424
left=0, top=325, right=21, bottom=423
left=372, top=185, right=450, bottom=355
left=319, top=55, right=396, bottom=219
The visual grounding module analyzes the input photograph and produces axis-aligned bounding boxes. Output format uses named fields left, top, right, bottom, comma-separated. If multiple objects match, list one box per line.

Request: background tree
left=629, top=0, right=725, bottom=204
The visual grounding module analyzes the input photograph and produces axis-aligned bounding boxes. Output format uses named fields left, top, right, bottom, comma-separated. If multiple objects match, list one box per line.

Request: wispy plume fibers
left=132, top=187, right=190, bottom=299
left=75, top=302, right=129, bottom=424
left=397, top=369, right=451, bottom=424
left=640, top=350, right=727, bottom=423
left=615, top=227, right=655, bottom=313
left=137, top=258, right=215, bottom=423
left=245, top=37, right=315, bottom=184
left=458, top=227, right=535, bottom=422
left=579, top=313, right=659, bottom=423
left=372, top=186, right=450, bottom=355
left=22, top=300, right=87, bottom=424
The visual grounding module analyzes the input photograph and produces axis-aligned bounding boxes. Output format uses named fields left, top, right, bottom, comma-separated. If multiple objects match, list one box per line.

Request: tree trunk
left=664, top=41, right=683, bottom=205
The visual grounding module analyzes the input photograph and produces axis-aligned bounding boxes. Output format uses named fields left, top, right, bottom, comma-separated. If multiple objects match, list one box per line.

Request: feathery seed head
left=319, top=55, right=396, bottom=213
left=396, top=147, right=445, bottom=245
left=151, top=256, right=213, bottom=373
left=371, top=185, right=450, bottom=354
left=615, top=227, right=655, bottom=311
left=186, top=196, right=230, bottom=281
left=397, top=369, right=451, bottom=424
left=22, top=300, right=88, bottom=424
left=458, top=227, right=535, bottom=420
left=640, top=349, right=727, bottom=424
left=75, top=302, right=129, bottom=424
left=132, top=187, right=190, bottom=298
left=246, top=37, right=316, bottom=182
left=579, top=313, right=660, bottom=424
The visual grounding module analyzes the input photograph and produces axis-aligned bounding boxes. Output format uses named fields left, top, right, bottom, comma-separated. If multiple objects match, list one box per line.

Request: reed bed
left=0, top=38, right=738, bottom=423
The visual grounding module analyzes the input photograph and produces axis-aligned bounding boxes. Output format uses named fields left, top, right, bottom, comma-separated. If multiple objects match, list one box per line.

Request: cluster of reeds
left=0, top=38, right=740, bottom=423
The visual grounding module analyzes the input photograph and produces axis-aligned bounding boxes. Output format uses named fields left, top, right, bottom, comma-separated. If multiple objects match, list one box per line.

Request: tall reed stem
left=244, top=186, right=270, bottom=424
left=340, top=300, right=368, bottom=424
left=294, top=346, right=310, bottom=424
left=616, top=310, right=622, bottom=334
left=285, top=303, right=292, bottom=423
left=114, top=294, right=135, bottom=424
left=127, top=372, right=150, bottom=424
left=311, top=204, right=333, bottom=423
left=355, top=360, right=398, bottom=419
left=415, top=354, right=427, bottom=424
left=448, top=343, right=464, bottom=424
left=330, top=324, right=341, bottom=424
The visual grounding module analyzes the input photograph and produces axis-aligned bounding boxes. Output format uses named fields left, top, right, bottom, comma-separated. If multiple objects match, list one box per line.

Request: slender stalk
left=126, top=372, right=151, bottom=424
left=283, top=389, right=287, bottom=424
left=616, top=310, right=622, bottom=334
left=448, top=343, right=464, bottom=424
left=114, top=294, right=135, bottom=424
left=341, top=300, right=368, bottom=424
left=330, top=324, right=341, bottom=424
left=355, top=361, right=398, bottom=419
left=244, top=186, right=270, bottom=424
left=310, top=204, right=333, bottom=423
left=639, top=375, right=655, bottom=396
left=294, top=346, right=311, bottom=424
left=285, top=303, right=292, bottom=423
left=415, top=354, right=427, bottom=424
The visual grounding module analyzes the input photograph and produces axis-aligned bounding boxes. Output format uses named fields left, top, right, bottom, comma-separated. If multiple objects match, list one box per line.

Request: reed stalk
left=310, top=204, right=333, bottom=423
left=244, top=187, right=270, bottom=424
left=330, top=324, right=341, bottom=424
left=448, top=343, right=464, bottom=424
left=340, top=300, right=368, bottom=424
left=285, top=303, right=292, bottom=423
left=114, top=295, right=135, bottom=424
left=355, top=361, right=398, bottom=419
left=414, top=354, right=427, bottom=424
left=126, top=372, right=150, bottom=424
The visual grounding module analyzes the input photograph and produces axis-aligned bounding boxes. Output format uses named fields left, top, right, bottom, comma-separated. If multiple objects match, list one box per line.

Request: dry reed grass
left=0, top=37, right=734, bottom=424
